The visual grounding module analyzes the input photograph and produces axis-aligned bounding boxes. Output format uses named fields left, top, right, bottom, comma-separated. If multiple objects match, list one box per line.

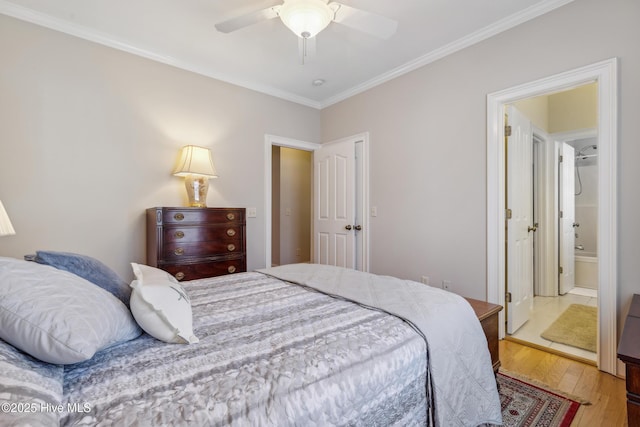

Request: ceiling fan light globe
left=279, top=0, right=333, bottom=38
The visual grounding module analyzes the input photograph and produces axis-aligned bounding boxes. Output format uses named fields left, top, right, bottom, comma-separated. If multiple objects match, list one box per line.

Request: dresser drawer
left=161, top=208, right=244, bottom=225
left=627, top=364, right=640, bottom=396
left=162, top=225, right=243, bottom=244
left=161, top=259, right=246, bottom=281
left=163, top=239, right=243, bottom=260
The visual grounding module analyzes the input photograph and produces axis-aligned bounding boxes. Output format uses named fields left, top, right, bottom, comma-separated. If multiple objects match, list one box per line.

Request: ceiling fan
left=215, top=0, right=397, bottom=60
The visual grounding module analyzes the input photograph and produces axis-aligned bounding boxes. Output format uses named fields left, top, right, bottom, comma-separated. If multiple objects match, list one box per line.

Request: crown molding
left=0, top=0, right=574, bottom=110
left=319, top=0, right=575, bottom=108
left=0, top=0, right=323, bottom=109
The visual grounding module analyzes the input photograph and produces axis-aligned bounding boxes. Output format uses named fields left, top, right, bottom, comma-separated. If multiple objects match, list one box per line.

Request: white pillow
left=0, top=257, right=141, bottom=364
left=130, top=263, right=199, bottom=344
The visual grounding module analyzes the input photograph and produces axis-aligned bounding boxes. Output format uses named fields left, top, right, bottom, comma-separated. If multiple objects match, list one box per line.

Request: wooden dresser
left=465, top=297, right=503, bottom=373
left=618, top=293, right=640, bottom=427
left=146, top=207, right=246, bottom=281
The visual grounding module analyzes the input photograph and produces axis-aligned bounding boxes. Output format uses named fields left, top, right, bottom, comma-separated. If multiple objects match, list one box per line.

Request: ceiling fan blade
left=298, top=36, right=317, bottom=64
left=329, top=3, right=397, bottom=39
left=215, top=6, right=280, bottom=33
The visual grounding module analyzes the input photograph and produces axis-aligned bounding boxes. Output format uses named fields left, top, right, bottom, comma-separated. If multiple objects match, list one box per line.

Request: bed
left=0, top=255, right=501, bottom=426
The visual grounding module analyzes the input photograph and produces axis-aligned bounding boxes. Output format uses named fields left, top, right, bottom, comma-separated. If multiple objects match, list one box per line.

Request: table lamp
left=0, top=200, right=15, bottom=236
left=172, top=145, right=218, bottom=208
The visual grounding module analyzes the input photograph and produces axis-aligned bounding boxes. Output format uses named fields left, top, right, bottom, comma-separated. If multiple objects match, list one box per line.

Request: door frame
left=487, top=58, right=618, bottom=374
left=264, top=134, right=321, bottom=268
left=264, top=133, right=370, bottom=272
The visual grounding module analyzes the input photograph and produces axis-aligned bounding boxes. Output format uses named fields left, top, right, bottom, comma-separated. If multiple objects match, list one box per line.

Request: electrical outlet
left=420, top=276, right=430, bottom=285
left=247, top=207, right=257, bottom=218
left=442, top=280, right=452, bottom=291
left=296, top=248, right=301, bottom=257
left=370, top=206, right=378, bottom=217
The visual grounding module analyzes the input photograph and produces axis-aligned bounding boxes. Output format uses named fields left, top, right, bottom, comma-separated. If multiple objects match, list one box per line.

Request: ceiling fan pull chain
left=329, top=2, right=341, bottom=19
left=302, top=37, right=307, bottom=65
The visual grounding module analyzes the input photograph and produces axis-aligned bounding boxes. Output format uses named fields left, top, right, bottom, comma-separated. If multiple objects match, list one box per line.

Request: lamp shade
left=0, top=200, right=15, bottom=236
left=172, top=145, right=218, bottom=178
left=279, top=0, right=333, bottom=38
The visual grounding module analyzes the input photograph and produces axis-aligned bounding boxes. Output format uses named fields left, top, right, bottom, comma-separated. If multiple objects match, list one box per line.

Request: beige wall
left=548, top=82, right=598, bottom=133
left=0, top=15, right=321, bottom=279
left=513, top=82, right=598, bottom=133
left=513, top=95, right=549, bottom=131
left=271, top=146, right=281, bottom=266
left=321, top=0, right=640, bottom=339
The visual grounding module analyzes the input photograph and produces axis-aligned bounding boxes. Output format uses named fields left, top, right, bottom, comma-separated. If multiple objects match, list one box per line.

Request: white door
left=506, top=106, right=534, bottom=334
left=314, top=140, right=356, bottom=269
left=559, top=142, right=576, bottom=295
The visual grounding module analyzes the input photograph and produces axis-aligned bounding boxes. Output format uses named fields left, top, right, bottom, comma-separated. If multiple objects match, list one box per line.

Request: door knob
left=354, top=225, right=362, bottom=231
left=527, top=223, right=538, bottom=233
left=345, top=225, right=352, bottom=230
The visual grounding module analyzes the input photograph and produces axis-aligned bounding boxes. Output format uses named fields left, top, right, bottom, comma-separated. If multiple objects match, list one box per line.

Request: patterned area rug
left=497, top=373, right=581, bottom=427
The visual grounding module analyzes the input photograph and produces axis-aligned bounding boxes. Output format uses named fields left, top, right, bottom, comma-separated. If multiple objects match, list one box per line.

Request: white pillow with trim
left=130, top=263, right=199, bottom=344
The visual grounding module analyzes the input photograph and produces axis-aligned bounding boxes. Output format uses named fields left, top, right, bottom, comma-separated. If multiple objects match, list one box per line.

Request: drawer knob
left=226, top=228, right=236, bottom=237
left=175, top=231, right=185, bottom=239
left=174, top=213, right=185, bottom=221
left=227, top=244, right=236, bottom=252
left=175, top=272, right=185, bottom=281
left=226, top=212, right=235, bottom=221
left=227, top=266, right=237, bottom=274
left=174, top=248, right=184, bottom=256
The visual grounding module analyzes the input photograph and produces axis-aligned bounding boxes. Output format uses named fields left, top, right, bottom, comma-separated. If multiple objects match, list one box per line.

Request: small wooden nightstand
left=465, top=297, right=503, bottom=373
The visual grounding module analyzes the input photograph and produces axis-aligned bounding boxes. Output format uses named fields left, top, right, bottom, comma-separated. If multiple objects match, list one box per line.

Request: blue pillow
left=31, top=251, right=132, bottom=307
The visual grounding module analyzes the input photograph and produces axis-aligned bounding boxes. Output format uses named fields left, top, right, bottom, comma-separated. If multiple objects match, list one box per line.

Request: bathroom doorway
left=488, top=58, right=618, bottom=375
left=505, top=83, right=598, bottom=363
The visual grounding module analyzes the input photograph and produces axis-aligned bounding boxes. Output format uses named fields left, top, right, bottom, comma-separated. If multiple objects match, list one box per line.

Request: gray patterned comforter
left=1, top=272, right=429, bottom=426
left=258, top=264, right=502, bottom=427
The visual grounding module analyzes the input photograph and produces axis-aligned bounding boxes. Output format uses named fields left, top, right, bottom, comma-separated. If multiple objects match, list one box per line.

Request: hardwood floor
left=500, top=340, right=628, bottom=426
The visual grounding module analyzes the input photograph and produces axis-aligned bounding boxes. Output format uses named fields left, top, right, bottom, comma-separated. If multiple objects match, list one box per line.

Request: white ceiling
left=0, top=0, right=573, bottom=109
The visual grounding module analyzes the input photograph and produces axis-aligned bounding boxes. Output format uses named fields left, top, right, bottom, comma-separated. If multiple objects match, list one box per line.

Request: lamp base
left=184, top=175, right=209, bottom=207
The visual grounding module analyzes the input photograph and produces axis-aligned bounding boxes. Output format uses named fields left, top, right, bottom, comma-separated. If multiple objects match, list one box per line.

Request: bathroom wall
left=570, top=136, right=598, bottom=257
left=548, top=83, right=598, bottom=134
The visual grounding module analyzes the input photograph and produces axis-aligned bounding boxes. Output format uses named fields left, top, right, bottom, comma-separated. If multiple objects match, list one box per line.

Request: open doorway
left=264, top=135, right=320, bottom=268
left=271, top=146, right=312, bottom=266
left=264, top=133, right=370, bottom=271
left=487, top=58, right=618, bottom=375
left=505, top=83, right=599, bottom=363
